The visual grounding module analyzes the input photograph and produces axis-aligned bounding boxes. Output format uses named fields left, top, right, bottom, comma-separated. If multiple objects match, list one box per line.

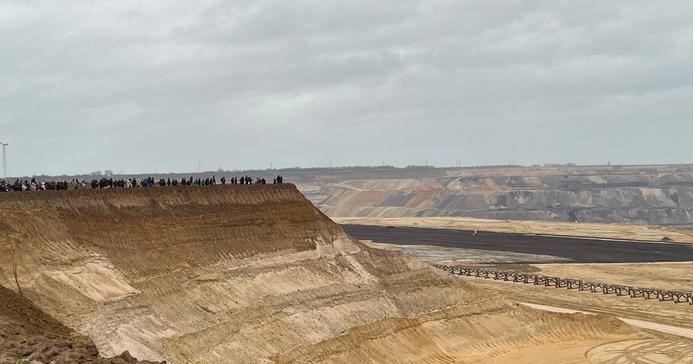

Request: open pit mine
left=1, top=184, right=691, bottom=363
left=283, top=164, right=693, bottom=225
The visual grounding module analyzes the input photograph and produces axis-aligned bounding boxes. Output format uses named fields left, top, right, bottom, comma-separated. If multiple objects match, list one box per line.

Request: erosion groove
left=0, top=184, right=688, bottom=363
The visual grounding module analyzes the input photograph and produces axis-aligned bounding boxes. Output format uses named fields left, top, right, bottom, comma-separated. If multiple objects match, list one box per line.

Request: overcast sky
left=1, top=0, right=693, bottom=177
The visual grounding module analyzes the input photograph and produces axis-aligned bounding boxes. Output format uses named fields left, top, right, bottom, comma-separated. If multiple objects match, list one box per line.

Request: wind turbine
left=1, top=137, right=8, bottom=181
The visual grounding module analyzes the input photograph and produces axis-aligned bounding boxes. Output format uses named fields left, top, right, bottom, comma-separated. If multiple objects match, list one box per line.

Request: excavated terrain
left=0, top=185, right=686, bottom=363
left=285, top=164, right=693, bottom=225
left=33, top=164, right=693, bottom=225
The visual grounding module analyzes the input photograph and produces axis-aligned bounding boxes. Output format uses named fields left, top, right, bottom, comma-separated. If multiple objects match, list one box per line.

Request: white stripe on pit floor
left=520, top=302, right=693, bottom=339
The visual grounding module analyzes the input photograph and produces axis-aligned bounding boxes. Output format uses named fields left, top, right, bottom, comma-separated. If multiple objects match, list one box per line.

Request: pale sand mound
left=0, top=185, right=683, bottom=363
left=273, top=305, right=643, bottom=364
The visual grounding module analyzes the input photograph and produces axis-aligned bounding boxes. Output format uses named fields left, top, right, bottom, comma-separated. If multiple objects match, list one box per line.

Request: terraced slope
left=295, top=165, right=693, bottom=225
left=0, top=185, right=686, bottom=363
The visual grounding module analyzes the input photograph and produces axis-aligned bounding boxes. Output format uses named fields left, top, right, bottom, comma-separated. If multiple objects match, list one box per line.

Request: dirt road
left=343, top=224, right=693, bottom=263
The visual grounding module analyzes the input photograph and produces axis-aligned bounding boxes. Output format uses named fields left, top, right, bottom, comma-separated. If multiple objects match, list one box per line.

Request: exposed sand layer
left=454, top=273, right=693, bottom=332
left=1, top=185, right=688, bottom=363
left=335, top=216, right=693, bottom=243
left=532, top=262, right=693, bottom=293
left=0, top=285, right=161, bottom=363
left=272, top=304, right=645, bottom=364
left=350, top=217, right=693, bottom=346
left=293, top=165, right=693, bottom=225
left=521, top=302, right=693, bottom=339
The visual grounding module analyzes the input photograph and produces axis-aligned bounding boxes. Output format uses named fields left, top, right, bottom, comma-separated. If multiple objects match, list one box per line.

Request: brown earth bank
left=0, top=285, right=162, bottom=364
left=0, top=185, right=689, bottom=363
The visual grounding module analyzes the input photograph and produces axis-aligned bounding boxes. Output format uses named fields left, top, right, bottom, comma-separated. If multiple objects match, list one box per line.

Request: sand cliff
left=0, top=185, right=680, bottom=363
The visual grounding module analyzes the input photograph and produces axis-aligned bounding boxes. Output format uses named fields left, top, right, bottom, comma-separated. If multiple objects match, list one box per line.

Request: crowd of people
left=0, top=174, right=285, bottom=192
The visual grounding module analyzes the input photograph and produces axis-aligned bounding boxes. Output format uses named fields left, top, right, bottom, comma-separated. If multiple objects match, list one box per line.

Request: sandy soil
left=335, top=217, right=693, bottom=243
left=358, top=235, right=693, bottom=327
left=361, top=240, right=693, bottom=292
left=521, top=302, right=693, bottom=339
left=521, top=303, right=693, bottom=363
left=0, top=285, right=161, bottom=364
left=350, top=215, right=693, bottom=359
left=272, top=304, right=648, bottom=364
left=532, top=262, right=693, bottom=292
left=1, top=186, right=690, bottom=363
left=465, top=277, right=693, bottom=330
left=363, top=238, right=693, bottom=334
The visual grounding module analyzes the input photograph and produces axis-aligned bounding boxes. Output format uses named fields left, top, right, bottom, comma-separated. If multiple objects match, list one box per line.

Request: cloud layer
left=2, top=0, right=693, bottom=176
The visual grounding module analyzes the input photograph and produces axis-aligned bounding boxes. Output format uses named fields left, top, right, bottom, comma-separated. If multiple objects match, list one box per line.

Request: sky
left=1, top=0, right=693, bottom=177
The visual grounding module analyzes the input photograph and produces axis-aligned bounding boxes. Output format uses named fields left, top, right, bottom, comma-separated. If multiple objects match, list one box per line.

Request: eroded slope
left=0, top=285, right=162, bottom=364
left=302, top=165, right=693, bottom=225
left=0, top=185, right=684, bottom=363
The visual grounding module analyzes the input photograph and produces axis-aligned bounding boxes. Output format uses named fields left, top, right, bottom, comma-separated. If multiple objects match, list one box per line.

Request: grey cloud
left=1, top=0, right=692, bottom=176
